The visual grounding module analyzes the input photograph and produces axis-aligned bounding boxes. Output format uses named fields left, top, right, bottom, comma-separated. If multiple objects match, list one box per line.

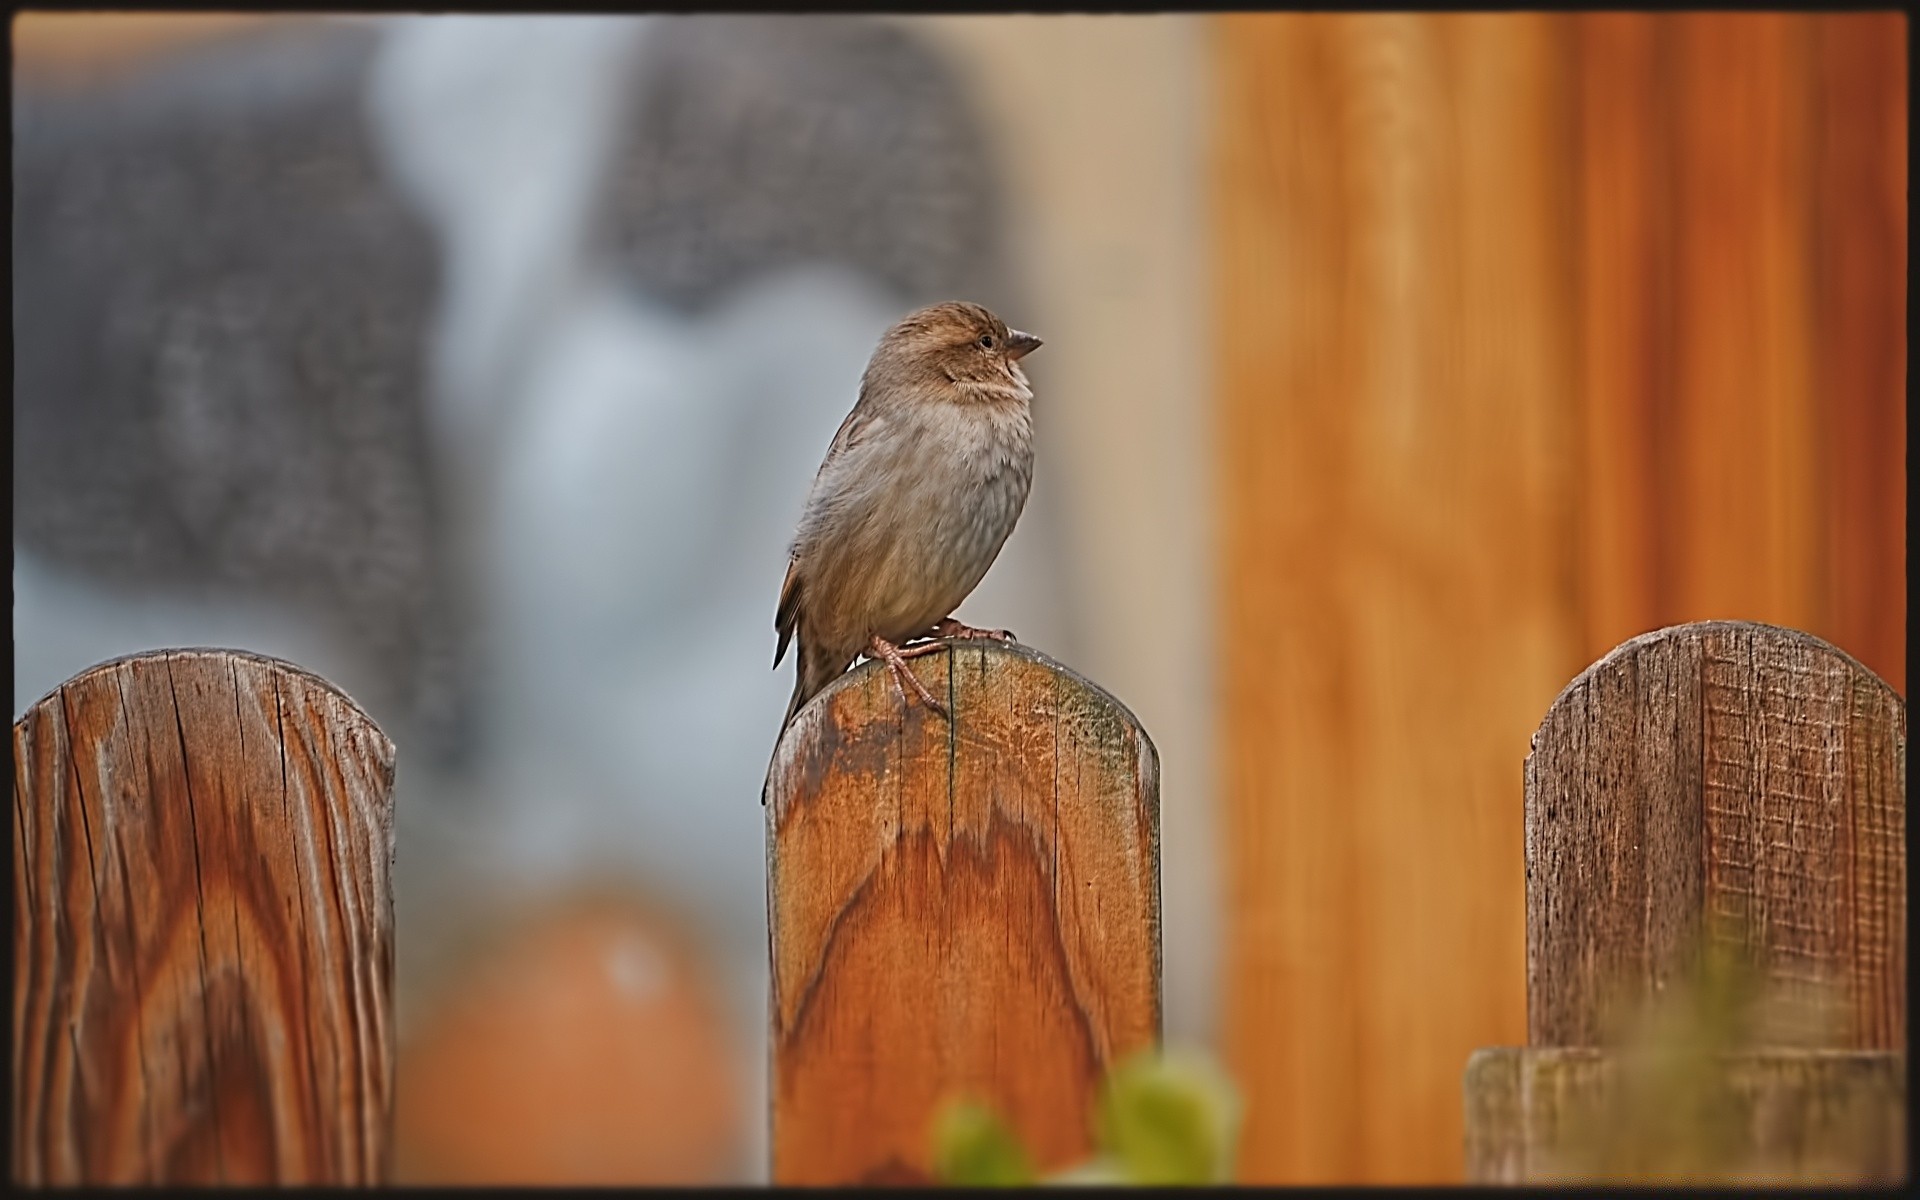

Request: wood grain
left=1524, top=621, right=1906, bottom=1049
left=11, top=649, right=397, bottom=1184
left=764, top=638, right=1159, bottom=1185
left=1466, top=621, right=1907, bottom=1183
left=1213, top=12, right=1578, bottom=1183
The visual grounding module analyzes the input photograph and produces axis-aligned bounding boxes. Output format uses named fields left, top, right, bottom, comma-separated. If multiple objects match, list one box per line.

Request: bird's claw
left=868, top=634, right=950, bottom=720
left=930, top=618, right=1016, bottom=643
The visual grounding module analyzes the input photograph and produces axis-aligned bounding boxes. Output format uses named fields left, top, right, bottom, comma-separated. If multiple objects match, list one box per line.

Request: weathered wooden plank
left=11, top=649, right=396, bottom=1184
left=1468, top=621, right=1907, bottom=1184
left=765, top=638, right=1159, bottom=1185
left=1465, top=1047, right=1906, bottom=1184
left=1525, top=621, right=1906, bottom=1049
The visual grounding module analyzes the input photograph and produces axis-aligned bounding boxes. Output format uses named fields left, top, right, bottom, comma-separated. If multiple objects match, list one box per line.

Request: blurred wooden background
left=9, top=12, right=277, bottom=84
left=12, top=8, right=1904, bottom=1187
left=1216, top=11, right=1905, bottom=1184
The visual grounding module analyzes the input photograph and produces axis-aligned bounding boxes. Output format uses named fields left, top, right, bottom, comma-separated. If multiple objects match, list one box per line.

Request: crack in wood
left=10, top=649, right=395, bottom=1185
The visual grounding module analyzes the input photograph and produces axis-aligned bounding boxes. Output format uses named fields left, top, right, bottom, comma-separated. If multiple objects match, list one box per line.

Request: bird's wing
left=774, top=557, right=803, bottom=667
left=774, top=404, right=882, bottom=668
left=819, top=401, right=879, bottom=469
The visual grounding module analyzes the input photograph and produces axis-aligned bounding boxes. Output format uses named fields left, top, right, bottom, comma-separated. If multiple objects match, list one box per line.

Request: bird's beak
left=1006, top=329, right=1043, bottom=360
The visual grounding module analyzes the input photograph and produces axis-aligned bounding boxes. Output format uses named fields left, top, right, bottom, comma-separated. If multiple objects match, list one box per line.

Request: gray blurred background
left=12, top=13, right=1212, bottom=1183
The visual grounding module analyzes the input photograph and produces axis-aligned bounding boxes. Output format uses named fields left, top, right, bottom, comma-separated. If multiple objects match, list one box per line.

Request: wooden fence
left=13, top=624, right=1901, bottom=1183
left=10, top=649, right=395, bottom=1185
left=1465, top=620, right=1907, bottom=1183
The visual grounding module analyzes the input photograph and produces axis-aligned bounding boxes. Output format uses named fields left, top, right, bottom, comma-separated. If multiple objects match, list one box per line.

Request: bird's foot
left=930, top=617, right=1017, bottom=643
left=867, top=634, right=949, bottom=719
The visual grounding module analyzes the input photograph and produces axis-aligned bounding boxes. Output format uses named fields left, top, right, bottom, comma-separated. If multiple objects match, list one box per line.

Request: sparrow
left=773, top=300, right=1041, bottom=739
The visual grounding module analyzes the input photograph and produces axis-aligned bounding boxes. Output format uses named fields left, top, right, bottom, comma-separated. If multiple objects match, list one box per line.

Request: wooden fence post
left=1464, top=621, right=1907, bottom=1183
left=11, top=649, right=397, bottom=1184
left=764, top=638, right=1161, bottom=1184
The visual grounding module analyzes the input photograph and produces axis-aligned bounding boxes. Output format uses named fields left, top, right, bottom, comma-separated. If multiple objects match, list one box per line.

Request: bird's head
left=870, top=300, right=1041, bottom=401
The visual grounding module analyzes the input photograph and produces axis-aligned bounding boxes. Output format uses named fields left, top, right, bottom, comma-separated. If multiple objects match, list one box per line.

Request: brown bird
left=773, top=300, right=1041, bottom=738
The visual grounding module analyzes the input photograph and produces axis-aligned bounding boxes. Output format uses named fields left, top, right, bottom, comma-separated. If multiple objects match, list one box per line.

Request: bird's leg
left=867, top=634, right=950, bottom=719
left=930, top=616, right=1017, bottom=642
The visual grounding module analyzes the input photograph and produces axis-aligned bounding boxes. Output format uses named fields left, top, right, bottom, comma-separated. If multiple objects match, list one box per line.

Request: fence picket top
left=11, top=647, right=396, bottom=1185
left=764, top=637, right=1160, bottom=1184
left=1522, top=620, right=1906, bottom=1049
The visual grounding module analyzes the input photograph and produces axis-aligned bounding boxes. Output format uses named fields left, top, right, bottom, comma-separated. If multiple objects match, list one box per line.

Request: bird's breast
left=906, top=403, right=1034, bottom=552
left=809, top=401, right=1034, bottom=645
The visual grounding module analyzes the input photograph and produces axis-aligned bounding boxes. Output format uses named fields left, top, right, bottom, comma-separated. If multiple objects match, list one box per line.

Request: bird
left=773, top=300, right=1042, bottom=741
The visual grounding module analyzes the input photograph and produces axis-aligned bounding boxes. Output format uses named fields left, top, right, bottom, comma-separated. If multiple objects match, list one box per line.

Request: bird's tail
left=781, top=637, right=850, bottom=731
left=763, top=638, right=852, bottom=805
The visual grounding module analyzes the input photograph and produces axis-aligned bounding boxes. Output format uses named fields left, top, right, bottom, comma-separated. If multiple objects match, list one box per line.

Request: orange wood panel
left=1217, top=9, right=1904, bottom=1185
left=1811, top=14, right=1908, bottom=692
left=1670, top=14, right=1823, bottom=637
left=1214, top=13, right=1578, bottom=1183
left=1574, top=12, right=1906, bottom=688
left=1574, top=13, right=1676, bottom=655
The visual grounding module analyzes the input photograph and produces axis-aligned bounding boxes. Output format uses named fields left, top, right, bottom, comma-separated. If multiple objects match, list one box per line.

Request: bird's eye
left=978, top=334, right=997, bottom=351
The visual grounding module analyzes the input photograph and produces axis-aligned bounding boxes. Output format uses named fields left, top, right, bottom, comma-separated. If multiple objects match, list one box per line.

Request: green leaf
left=932, top=1098, right=1037, bottom=1186
left=1093, top=1049, right=1242, bottom=1184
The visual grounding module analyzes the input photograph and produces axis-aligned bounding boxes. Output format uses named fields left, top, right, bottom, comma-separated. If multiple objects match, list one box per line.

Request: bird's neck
left=950, top=367, right=1032, bottom=406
